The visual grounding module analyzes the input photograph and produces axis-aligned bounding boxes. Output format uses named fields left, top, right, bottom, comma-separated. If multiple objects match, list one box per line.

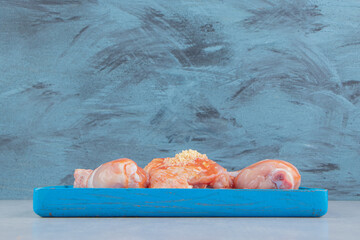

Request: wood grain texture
left=0, top=0, right=359, bottom=199
left=33, top=186, right=328, bottom=217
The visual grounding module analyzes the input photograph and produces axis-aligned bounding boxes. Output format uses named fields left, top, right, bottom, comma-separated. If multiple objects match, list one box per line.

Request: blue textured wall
left=1, top=0, right=359, bottom=200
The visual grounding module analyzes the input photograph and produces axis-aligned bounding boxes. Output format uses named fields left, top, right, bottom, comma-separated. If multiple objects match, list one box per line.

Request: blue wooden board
left=33, top=186, right=327, bottom=217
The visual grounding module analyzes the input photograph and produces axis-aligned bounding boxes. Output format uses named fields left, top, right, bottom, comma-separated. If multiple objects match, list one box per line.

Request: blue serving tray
left=33, top=186, right=327, bottom=217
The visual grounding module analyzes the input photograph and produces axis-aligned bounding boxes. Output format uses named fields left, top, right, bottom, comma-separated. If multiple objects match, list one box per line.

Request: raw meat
left=144, top=149, right=232, bottom=188
left=73, top=158, right=148, bottom=188
left=232, top=159, right=301, bottom=189
left=74, top=169, right=93, bottom=188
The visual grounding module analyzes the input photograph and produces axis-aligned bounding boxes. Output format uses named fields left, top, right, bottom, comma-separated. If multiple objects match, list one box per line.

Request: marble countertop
left=1, top=200, right=359, bottom=240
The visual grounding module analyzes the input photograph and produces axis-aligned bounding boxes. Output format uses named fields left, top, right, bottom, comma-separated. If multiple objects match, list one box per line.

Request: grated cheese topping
left=163, top=149, right=208, bottom=166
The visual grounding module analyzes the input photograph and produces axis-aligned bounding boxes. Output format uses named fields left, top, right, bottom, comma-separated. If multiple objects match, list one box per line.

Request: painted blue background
left=0, top=0, right=359, bottom=200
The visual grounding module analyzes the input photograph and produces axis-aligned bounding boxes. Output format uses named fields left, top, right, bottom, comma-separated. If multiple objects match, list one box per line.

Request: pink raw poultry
left=232, top=159, right=301, bottom=190
left=145, top=150, right=233, bottom=189
left=74, top=158, right=148, bottom=188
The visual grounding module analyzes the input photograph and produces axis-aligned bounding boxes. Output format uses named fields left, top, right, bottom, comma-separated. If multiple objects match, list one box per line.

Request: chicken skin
left=74, top=158, right=148, bottom=188
left=232, top=159, right=301, bottom=190
left=144, top=150, right=232, bottom=189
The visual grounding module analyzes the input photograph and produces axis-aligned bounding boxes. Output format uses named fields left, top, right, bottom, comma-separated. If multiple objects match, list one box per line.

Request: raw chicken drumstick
left=145, top=149, right=233, bottom=188
left=232, top=159, right=301, bottom=190
left=74, top=158, right=148, bottom=188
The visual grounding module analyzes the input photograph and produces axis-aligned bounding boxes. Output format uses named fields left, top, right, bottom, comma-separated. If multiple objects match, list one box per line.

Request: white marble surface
left=1, top=200, right=359, bottom=240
